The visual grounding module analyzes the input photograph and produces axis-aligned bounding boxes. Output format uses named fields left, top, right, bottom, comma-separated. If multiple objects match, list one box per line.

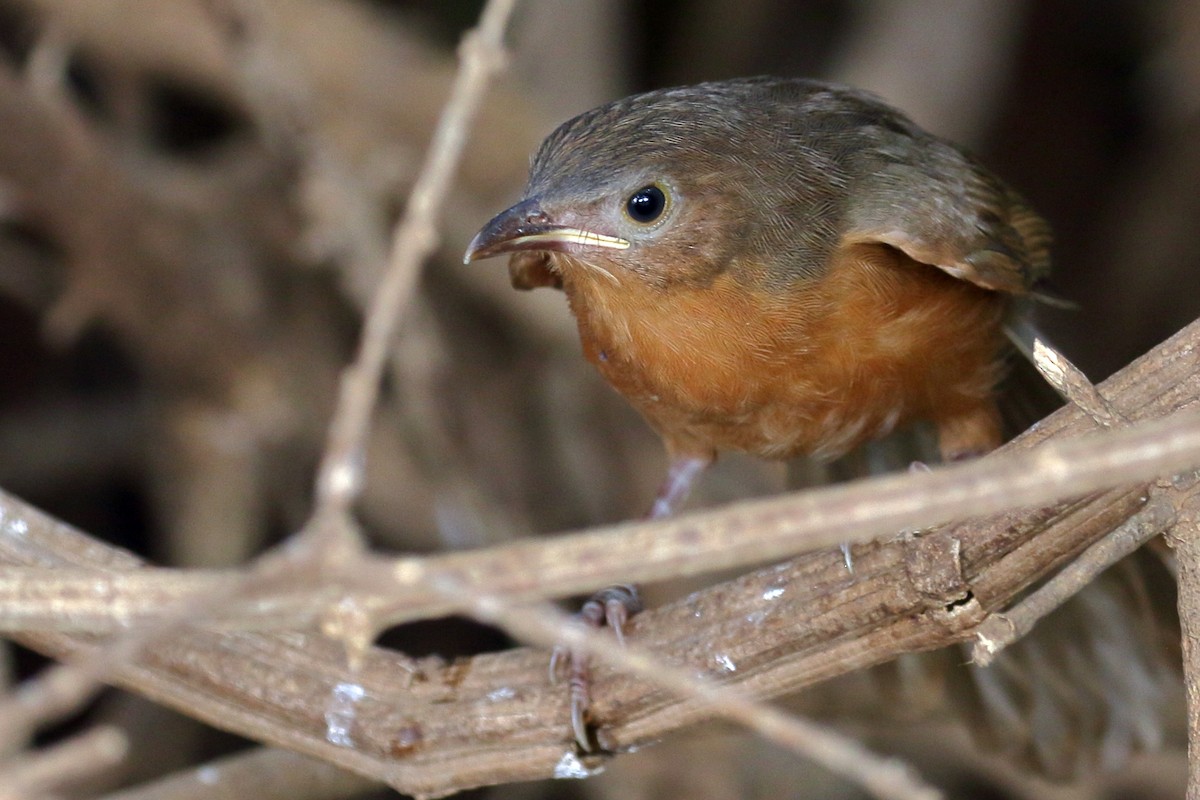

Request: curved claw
left=550, top=584, right=644, bottom=750
left=603, top=586, right=641, bottom=645
left=569, top=657, right=592, bottom=750
left=549, top=644, right=567, bottom=684
left=572, top=705, right=590, bottom=751
left=839, top=542, right=854, bottom=573
left=607, top=600, right=631, bottom=646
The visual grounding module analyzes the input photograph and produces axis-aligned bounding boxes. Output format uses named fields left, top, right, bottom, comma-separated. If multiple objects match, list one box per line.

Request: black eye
left=625, top=184, right=668, bottom=224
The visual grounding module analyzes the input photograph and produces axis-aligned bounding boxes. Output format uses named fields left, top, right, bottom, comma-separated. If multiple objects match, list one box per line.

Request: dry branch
left=1172, top=476, right=1200, bottom=799
left=0, top=0, right=1194, bottom=797
left=0, top=404, right=1195, bottom=636
left=971, top=491, right=1180, bottom=665
left=95, top=747, right=374, bottom=800
left=0, top=725, right=127, bottom=800
left=0, top=315, right=1194, bottom=795
left=311, top=0, right=518, bottom=521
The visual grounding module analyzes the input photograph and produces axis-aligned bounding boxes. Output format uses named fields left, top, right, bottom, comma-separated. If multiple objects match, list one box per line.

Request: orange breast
left=563, top=243, right=1008, bottom=462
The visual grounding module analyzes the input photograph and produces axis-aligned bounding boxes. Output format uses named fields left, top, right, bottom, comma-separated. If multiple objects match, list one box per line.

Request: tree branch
left=1171, top=474, right=1200, bottom=799
left=96, top=747, right=374, bottom=800
left=0, top=315, right=1195, bottom=796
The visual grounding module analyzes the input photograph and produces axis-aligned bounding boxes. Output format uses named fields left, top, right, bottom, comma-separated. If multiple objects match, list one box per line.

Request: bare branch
left=971, top=488, right=1181, bottom=665
left=0, top=405, right=1196, bottom=638
left=1170, top=479, right=1200, bottom=799
left=0, top=726, right=127, bottom=800
left=360, top=406, right=1200, bottom=626
left=461, top=587, right=942, bottom=800
left=0, top=316, right=1194, bottom=796
left=96, top=747, right=375, bottom=800
left=311, top=0, right=518, bottom=520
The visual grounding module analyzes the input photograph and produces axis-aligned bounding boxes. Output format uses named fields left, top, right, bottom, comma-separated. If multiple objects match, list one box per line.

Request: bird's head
left=464, top=79, right=836, bottom=291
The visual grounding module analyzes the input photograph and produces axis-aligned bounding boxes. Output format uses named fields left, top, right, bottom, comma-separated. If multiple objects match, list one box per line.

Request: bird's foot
left=550, top=583, right=642, bottom=750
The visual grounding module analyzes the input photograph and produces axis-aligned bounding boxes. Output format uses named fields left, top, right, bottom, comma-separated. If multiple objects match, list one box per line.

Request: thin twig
left=310, top=0, right=518, bottom=521
left=0, top=726, right=127, bottom=800
left=5, top=1, right=1189, bottom=796
left=0, top=568, right=229, bottom=634
left=0, top=404, right=1199, bottom=640
left=1033, top=338, right=1128, bottom=428
left=364, top=407, right=1200, bottom=625
left=0, top=565, right=241, bottom=753
left=0, top=0, right=520, bottom=755
left=2, top=482, right=1149, bottom=795
left=96, top=747, right=375, bottom=800
left=1169, top=485, right=1200, bottom=799
left=971, top=490, right=1180, bottom=665
left=964, top=336, right=1166, bottom=665
left=0, top=410, right=1198, bottom=636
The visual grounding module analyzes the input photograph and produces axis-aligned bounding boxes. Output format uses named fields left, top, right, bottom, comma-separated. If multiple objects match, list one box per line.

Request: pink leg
left=555, top=455, right=712, bottom=750
left=649, top=455, right=712, bottom=519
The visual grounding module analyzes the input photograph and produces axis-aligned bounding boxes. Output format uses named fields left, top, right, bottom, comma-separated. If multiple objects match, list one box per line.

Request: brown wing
left=841, top=138, right=1052, bottom=296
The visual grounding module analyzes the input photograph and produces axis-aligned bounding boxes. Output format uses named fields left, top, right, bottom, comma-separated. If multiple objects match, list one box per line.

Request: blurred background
left=0, top=0, right=1196, bottom=798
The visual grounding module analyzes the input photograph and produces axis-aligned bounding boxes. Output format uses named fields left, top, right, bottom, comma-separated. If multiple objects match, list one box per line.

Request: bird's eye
left=625, top=184, right=669, bottom=225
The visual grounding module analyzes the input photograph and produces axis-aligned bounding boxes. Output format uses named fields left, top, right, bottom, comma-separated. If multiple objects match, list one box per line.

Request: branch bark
left=96, top=747, right=375, bottom=800
left=0, top=316, right=1195, bottom=795
left=1172, top=474, right=1200, bottom=799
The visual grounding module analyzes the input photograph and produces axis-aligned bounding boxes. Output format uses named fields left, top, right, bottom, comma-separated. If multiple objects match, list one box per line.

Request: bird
left=464, top=76, right=1052, bottom=749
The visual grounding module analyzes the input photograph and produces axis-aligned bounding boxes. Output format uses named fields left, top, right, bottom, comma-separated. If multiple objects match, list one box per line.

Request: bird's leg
left=935, top=401, right=1003, bottom=461
left=649, top=455, right=712, bottom=519
left=553, top=454, right=712, bottom=750
left=549, top=584, right=642, bottom=749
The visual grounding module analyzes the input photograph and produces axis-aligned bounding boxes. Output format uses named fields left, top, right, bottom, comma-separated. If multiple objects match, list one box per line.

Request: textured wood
left=0, top=317, right=1196, bottom=796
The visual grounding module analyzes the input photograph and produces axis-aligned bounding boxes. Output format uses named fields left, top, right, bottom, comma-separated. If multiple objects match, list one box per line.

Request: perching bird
left=465, top=76, right=1053, bottom=748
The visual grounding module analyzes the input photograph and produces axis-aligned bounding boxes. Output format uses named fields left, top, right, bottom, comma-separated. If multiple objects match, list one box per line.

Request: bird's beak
left=463, top=198, right=630, bottom=264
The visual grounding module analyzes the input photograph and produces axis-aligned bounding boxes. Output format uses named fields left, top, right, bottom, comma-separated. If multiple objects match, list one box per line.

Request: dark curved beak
left=463, top=198, right=630, bottom=264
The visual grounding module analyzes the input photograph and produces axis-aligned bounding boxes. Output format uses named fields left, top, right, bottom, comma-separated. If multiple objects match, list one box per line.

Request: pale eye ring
left=624, top=183, right=669, bottom=225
